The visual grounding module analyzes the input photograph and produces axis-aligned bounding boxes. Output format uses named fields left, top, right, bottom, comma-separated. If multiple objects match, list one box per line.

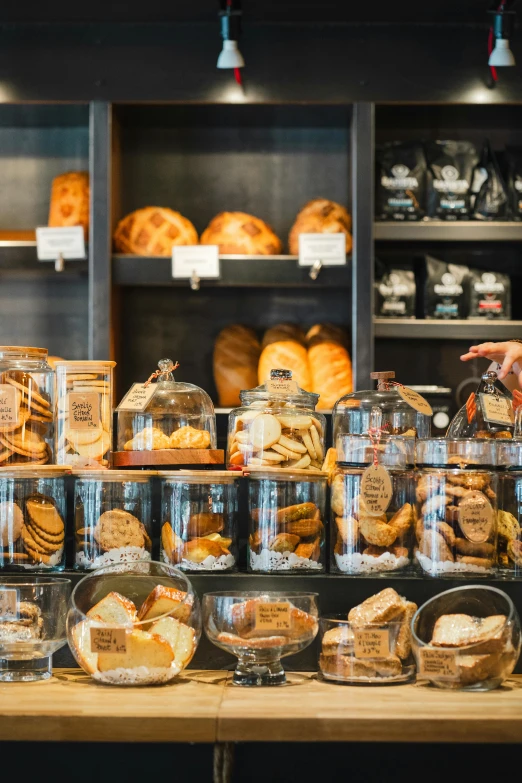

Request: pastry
left=213, top=325, right=261, bottom=407
left=137, top=585, right=193, bottom=624
left=94, top=509, right=145, bottom=552
left=269, top=533, right=300, bottom=553
left=216, top=632, right=287, bottom=650
left=113, top=207, right=198, bottom=255
left=258, top=340, right=311, bottom=392
left=498, top=510, right=520, bottom=542
left=200, top=211, right=282, bottom=255
left=184, top=537, right=226, bottom=563
left=186, top=512, right=224, bottom=539
left=288, top=198, right=352, bottom=255
left=0, top=602, right=43, bottom=642
left=348, top=588, right=407, bottom=627
left=169, top=426, right=211, bottom=449
left=97, top=629, right=174, bottom=672
left=48, top=171, right=89, bottom=238
left=306, top=324, right=352, bottom=410
left=86, top=591, right=137, bottom=625
left=431, top=614, right=507, bottom=650
left=124, top=427, right=170, bottom=451
left=395, top=601, right=418, bottom=660
left=359, top=514, right=397, bottom=548
left=148, top=616, right=196, bottom=668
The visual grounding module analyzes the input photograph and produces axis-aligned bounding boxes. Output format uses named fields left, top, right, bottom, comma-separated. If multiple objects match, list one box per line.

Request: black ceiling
left=0, top=0, right=495, bottom=25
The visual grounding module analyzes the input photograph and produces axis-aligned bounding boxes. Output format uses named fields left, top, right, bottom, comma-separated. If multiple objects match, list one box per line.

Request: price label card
left=354, top=629, right=390, bottom=659
left=266, top=370, right=298, bottom=394
left=480, top=394, right=514, bottom=427
left=255, top=603, right=292, bottom=632
left=298, top=233, right=346, bottom=267
left=0, top=385, right=20, bottom=427
left=397, top=386, right=433, bottom=416
left=458, top=491, right=495, bottom=544
left=360, top=464, right=393, bottom=516
left=36, top=226, right=86, bottom=261
left=172, top=245, right=220, bottom=280
left=419, top=648, right=459, bottom=679
left=90, top=627, right=128, bottom=654
left=68, top=392, right=101, bottom=430
left=0, top=588, right=18, bottom=621
left=117, top=383, right=157, bottom=412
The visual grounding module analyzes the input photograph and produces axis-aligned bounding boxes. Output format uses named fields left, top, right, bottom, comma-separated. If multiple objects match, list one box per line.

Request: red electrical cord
left=489, top=0, right=509, bottom=82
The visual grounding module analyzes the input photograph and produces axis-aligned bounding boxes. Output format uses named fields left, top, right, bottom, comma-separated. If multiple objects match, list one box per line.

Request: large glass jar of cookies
left=415, top=438, right=498, bottom=577
left=497, top=441, right=522, bottom=575
left=227, top=370, right=326, bottom=472
left=0, top=466, right=70, bottom=570
left=332, top=370, right=432, bottom=445
left=117, top=359, right=216, bottom=453
left=247, top=468, right=327, bottom=572
left=0, top=346, right=54, bottom=465
left=54, top=361, right=115, bottom=468
left=73, top=470, right=154, bottom=570
left=330, top=435, right=415, bottom=575
left=159, top=470, right=239, bottom=572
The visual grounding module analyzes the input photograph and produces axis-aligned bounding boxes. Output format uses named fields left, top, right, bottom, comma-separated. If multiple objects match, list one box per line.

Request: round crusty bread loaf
left=113, top=207, right=198, bottom=256
left=306, top=323, right=352, bottom=410
left=48, top=171, right=90, bottom=239
left=200, top=212, right=282, bottom=255
left=213, top=325, right=261, bottom=407
left=262, top=324, right=307, bottom=349
left=288, top=199, right=352, bottom=256
left=258, top=341, right=312, bottom=392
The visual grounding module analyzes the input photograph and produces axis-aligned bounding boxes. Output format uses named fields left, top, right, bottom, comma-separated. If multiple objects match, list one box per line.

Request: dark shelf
left=374, top=221, right=522, bottom=242
left=374, top=318, right=522, bottom=340
left=0, top=242, right=88, bottom=279
left=112, top=254, right=352, bottom=288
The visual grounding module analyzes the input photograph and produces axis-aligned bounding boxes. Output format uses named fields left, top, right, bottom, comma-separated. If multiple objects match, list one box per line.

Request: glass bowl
left=67, top=560, right=201, bottom=686
left=412, top=585, right=520, bottom=691
left=0, top=575, right=71, bottom=681
left=203, top=591, right=318, bottom=686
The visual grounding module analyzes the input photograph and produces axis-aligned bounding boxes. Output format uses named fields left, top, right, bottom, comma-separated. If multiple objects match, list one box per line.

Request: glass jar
left=0, top=465, right=70, bottom=570
left=331, top=436, right=415, bottom=575
left=415, top=438, right=498, bottom=577
left=54, top=361, right=115, bottom=468
left=73, top=470, right=154, bottom=570
left=159, top=470, right=239, bottom=572
left=227, top=375, right=326, bottom=472
left=497, top=441, right=522, bottom=574
left=447, top=370, right=514, bottom=439
left=117, top=359, right=216, bottom=452
left=0, top=346, right=54, bottom=466
left=247, top=468, right=327, bottom=572
left=332, top=370, right=432, bottom=445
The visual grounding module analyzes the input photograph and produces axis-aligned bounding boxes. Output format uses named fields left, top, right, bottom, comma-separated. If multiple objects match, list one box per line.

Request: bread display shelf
left=112, top=449, right=225, bottom=467
left=2, top=669, right=522, bottom=744
left=0, top=242, right=88, bottom=278
left=374, top=318, right=522, bottom=341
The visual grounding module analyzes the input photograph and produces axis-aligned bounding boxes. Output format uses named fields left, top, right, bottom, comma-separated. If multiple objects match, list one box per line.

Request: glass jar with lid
left=497, top=441, right=522, bottom=574
left=117, top=359, right=216, bottom=452
left=55, top=360, right=115, bottom=468
left=73, top=470, right=154, bottom=570
left=0, top=346, right=54, bottom=466
left=332, top=370, right=432, bottom=446
left=227, top=370, right=326, bottom=472
left=331, top=435, right=415, bottom=575
left=447, top=370, right=514, bottom=439
left=415, top=438, right=498, bottom=577
left=159, top=470, right=239, bottom=572
left=247, top=467, right=327, bottom=572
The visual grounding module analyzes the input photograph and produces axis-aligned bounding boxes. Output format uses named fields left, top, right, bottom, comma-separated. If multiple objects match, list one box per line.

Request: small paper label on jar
left=419, top=648, right=459, bottom=679
left=117, top=383, right=157, bottom=412
left=397, top=386, right=433, bottom=416
left=68, top=392, right=101, bottom=430
left=360, top=464, right=393, bottom=516
left=0, top=385, right=20, bottom=427
left=255, top=603, right=292, bottom=631
left=90, top=627, right=128, bottom=654
left=353, top=629, right=390, bottom=658
left=266, top=378, right=299, bottom=394
left=458, top=491, right=494, bottom=544
left=0, top=588, right=18, bottom=621
left=480, top=394, right=514, bottom=427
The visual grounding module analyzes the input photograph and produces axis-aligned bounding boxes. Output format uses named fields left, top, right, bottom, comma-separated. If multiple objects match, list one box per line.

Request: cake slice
left=97, top=629, right=174, bottom=672
left=149, top=616, right=196, bottom=668
left=86, top=591, right=137, bottom=625
left=348, top=588, right=406, bottom=627
left=431, top=614, right=507, bottom=650
left=137, top=585, right=193, bottom=625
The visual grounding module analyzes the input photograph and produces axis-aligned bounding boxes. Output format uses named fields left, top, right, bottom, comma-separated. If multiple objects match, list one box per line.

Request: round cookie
left=26, top=497, right=65, bottom=536
left=5, top=377, right=50, bottom=409
left=26, top=522, right=64, bottom=551
left=93, top=508, right=145, bottom=551
left=0, top=501, right=23, bottom=546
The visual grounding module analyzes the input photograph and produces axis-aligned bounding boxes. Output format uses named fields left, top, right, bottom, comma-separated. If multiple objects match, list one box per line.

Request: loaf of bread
left=48, top=171, right=90, bottom=238
left=200, top=212, right=282, bottom=255
left=262, top=324, right=307, bottom=348
left=258, top=340, right=312, bottom=391
left=306, top=323, right=352, bottom=409
left=288, top=199, right=352, bottom=256
left=213, top=325, right=261, bottom=406
left=113, top=207, right=198, bottom=256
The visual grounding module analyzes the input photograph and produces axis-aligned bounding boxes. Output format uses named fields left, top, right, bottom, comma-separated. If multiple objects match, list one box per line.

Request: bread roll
left=306, top=323, right=352, bottom=410
left=200, top=212, right=282, bottom=255
left=213, top=325, right=261, bottom=406
left=48, top=171, right=90, bottom=239
left=258, top=341, right=312, bottom=392
left=113, top=207, right=198, bottom=256
left=289, top=199, right=352, bottom=256
left=262, top=324, right=307, bottom=348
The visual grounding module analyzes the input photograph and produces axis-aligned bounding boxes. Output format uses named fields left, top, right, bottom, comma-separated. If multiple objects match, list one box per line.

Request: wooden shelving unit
left=374, top=318, right=522, bottom=340
left=374, top=221, right=522, bottom=242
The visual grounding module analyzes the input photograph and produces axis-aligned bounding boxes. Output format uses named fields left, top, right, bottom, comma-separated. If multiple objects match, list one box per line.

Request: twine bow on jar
left=144, top=359, right=180, bottom=386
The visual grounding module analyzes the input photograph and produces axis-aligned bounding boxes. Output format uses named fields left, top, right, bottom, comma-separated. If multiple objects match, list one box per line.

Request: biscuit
left=498, top=510, right=520, bottom=542
left=184, top=537, right=224, bottom=563
left=0, top=407, right=31, bottom=433
left=419, top=530, right=454, bottom=563
left=507, top=539, right=522, bottom=566
left=335, top=516, right=359, bottom=547
left=322, top=625, right=354, bottom=655
left=94, top=508, right=145, bottom=551
left=359, top=515, right=397, bottom=548
left=284, top=517, right=323, bottom=539
left=269, top=533, right=299, bottom=553
left=66, top=428, right=104, bottom=446
left=0, top=552, right=29, bottom=562
left=22, top=540, right=60, bottom=564
left=454, top=538, right=495, bottom=558
left=161, top=522, right=183, bottom=563
left=388, top=503, right=413, bottom=538
left=395, top=601, right=417, bottom=660
left=26, top=522, right=64, bottom=551
left=0, top=501, right=23, bottom=546
left=74, top=431, right=111, bottom=459
left=22, top=524, right=58, bottom=555
left=26, top=497, right=65, bottom=536
left=294, top=540, right=319, bottom=559
left=5, top=377, right=50, bottom=409
left=456, top=555, right=494, bottom=569
left=217, top=632, right=288, bottom=650
left=348, top=588, right=406, bottom=626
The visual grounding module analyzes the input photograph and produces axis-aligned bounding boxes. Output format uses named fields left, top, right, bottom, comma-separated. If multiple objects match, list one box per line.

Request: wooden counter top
left=2, top=670, right=522, bottom=744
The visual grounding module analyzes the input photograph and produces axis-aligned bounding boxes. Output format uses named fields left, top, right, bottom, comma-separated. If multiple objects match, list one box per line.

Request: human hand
left=460, top=341, right=522, bottom=384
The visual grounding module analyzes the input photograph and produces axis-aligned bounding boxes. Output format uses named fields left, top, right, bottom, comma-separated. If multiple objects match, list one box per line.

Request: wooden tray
left=112, top=449, right=224, bottom=467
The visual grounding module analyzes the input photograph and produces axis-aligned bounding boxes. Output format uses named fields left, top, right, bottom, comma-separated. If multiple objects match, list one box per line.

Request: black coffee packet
left=468, top=269, right=511, bottom=320
left=426, top=140, right=479, bottom=220
left=375, top=261, right=416, bottom=318
left=472, top=141, right=510, bottom=220
left=506, top=147, right=522, bottom=219
left=376, top=142, right=427, bottom=221
left=424, top=256, right=469, bottom=320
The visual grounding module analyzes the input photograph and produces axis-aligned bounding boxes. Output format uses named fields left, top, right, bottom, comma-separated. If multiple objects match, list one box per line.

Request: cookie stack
left=20, top=496, right=65, bottom=565
left=0, top=376, right=52, bottom=465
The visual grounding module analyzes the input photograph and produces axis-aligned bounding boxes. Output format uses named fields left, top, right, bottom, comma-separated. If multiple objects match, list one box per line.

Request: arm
left=460, top=340, right=522, bottom=389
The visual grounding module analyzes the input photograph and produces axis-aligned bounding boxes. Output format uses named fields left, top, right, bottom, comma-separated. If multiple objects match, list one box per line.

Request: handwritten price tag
left=255, top=603, right=292, bottom=632
left=480, top=394, right=514, bottom=427
left=419, top=648, right=458, bottom=679
left=0, top=385, right=20, bottom=427
left=0, top=588, right=18, bottom=621
left=90, top=627, right=128, bottom=654
left=68, top=392, right=101, bottom=430
left=458, top=491, right=494, bottom=544
left=117, top=382, right=157, bottom=412
left=354, top=629, right=390, bottom=659
left=397, top=386, right=433, bottom=416
left=360, top=464, right=393, bottom=516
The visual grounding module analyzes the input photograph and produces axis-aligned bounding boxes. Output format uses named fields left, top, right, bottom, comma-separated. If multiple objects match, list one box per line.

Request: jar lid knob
left=370, top=371, right=395, bottom=380
left=158, top=358, right=174, bottom=373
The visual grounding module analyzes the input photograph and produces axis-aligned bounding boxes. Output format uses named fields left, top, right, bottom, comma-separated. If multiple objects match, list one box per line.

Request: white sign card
left=36, top=226, right=86, bottom=261
left=172, top=245, right=220, bottom=280
left=117, top=383, right=158, bottom=412
left=298, top=233, right=346, bottom=267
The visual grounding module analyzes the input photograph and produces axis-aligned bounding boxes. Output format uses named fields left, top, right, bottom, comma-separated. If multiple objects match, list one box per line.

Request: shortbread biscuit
left=0, top=407, right=30, bottom=433
left=27, top=522, right=64, bottom=550
left=22, top=524, right=58, bottom=555
left=26, top=497, right=65, bottom=536
left=5, top=377, right=50, bottom=409
left=348, top=588, right=406, bottom=627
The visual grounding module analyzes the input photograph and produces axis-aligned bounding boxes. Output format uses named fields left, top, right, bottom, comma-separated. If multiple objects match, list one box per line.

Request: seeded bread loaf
left=200, top=211, right=282, bottom=255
